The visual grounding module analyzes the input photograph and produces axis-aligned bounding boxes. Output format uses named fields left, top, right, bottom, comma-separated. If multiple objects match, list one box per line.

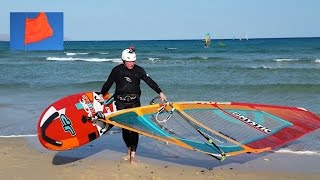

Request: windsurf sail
left=100, top=101, right=320, bottom=161
left=204, top=33, right=211, bottom=47
left=218, top=41, right=227, bottom=47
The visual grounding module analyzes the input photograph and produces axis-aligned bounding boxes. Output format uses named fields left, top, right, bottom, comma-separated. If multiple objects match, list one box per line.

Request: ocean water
left=0, top=38, right=320, bottom=157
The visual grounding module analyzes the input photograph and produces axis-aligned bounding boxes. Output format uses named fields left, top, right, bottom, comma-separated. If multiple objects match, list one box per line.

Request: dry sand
left=0, top=137, right=319, bottom=180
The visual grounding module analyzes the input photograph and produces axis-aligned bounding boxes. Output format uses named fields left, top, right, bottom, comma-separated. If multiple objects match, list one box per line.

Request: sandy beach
left=1, top=135, right=319, bottom=180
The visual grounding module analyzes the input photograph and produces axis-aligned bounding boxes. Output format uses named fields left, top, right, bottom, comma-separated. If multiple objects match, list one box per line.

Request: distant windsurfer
left=100, top=46, right=167, bottom=164
left=204, top=33, right=211, bottom=48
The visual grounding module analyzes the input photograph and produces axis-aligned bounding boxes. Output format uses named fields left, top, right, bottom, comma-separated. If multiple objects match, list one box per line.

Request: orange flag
left=24, top=12, right=53, bottom=44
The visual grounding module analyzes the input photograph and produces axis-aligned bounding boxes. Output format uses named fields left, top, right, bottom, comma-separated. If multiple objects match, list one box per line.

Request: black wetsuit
left=101, top=63, right=162, bottom=152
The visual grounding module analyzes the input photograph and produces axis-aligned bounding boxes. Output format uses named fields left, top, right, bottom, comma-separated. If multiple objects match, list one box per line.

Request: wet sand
left=0, top=135, right=320, bottom=180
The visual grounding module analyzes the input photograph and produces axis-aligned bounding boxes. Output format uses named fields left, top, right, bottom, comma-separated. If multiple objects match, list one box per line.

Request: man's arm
left=141, top=70, right=167, bottom=102
left=100, top=68, right=116, bottom=97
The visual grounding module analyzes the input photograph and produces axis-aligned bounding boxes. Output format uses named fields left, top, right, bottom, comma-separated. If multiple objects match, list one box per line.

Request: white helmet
left=121, top=48, right=136, bottom=62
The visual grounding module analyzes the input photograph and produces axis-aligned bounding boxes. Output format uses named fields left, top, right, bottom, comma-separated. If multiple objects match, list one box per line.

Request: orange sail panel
left=24, top=12, right=53, bottom=44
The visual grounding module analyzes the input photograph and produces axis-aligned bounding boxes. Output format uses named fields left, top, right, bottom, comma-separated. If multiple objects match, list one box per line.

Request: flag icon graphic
left=24, top=12, right=53, bottom=44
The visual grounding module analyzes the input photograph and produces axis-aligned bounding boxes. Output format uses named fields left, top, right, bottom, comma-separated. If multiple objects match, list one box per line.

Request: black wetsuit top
left=101, top=64, right=162, bottom=97
left=100, top=63, right=162, bottom=152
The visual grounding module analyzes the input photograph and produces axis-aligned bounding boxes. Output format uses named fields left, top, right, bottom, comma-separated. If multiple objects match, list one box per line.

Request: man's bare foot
left=130, top=157, right=140, bottom=164
left=122, top=155, right=130, bottom=161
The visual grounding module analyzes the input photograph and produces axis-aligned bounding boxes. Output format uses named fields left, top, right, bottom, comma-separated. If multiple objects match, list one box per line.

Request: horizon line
left=1, top=36, right=320, bottom=42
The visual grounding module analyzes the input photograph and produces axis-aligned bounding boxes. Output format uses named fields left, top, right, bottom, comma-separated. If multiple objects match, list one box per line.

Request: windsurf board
left=37, top=91, right=115, bottom=151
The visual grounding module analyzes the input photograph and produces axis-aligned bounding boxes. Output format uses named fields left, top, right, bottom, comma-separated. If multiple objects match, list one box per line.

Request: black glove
left=96, top=111, right=105, bottom=119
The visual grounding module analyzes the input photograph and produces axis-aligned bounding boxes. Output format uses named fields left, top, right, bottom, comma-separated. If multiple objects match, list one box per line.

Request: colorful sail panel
left=102, top=101, right=320, bottom=160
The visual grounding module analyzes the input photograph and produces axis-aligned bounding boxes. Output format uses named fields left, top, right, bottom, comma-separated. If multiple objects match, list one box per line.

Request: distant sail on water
left=218, top=41, right=227, bottom=47
left=204, top=33, right=211, bottom=47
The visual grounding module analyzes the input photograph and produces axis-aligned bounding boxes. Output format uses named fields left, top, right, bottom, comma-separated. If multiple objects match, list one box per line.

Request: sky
left=1, top=0, right=319, bottom=41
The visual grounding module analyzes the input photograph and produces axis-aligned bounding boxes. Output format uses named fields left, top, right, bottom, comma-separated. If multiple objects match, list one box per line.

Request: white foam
left=274, top=58, right=297, bottom=62
left=148, top=57, right=160, bottom=61
left=46, top=57, right=121, bottom=62
left=314, top=58, right=320, bottom=63
left=0, top=134, right=37, bottom=138
left=249, top=65, right=275, bottom=69
left=0, top=130, right=121, bottom=138
left=275, top=149, right=320, bottom=156
left=65, top=52, right=89, bottom=56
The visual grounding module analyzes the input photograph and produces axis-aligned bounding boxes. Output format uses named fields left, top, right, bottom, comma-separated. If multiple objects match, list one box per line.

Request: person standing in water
left=100, top=46, right=167, bottom=164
